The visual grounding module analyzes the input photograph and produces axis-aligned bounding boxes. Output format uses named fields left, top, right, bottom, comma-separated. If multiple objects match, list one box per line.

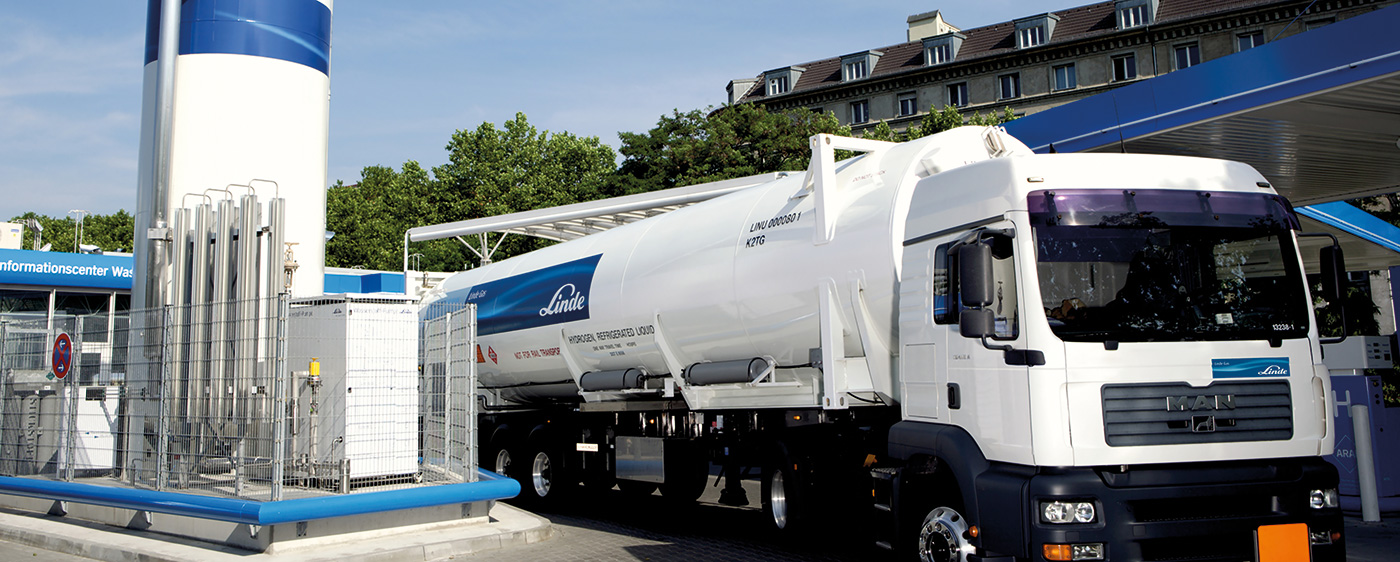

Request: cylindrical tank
left=135, top=0, right=333, bottom=298
left=425, top=128, right=1032, bottom=406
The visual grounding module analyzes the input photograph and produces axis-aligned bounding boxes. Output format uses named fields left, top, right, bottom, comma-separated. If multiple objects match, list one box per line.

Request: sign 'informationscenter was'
left=0, top=248, right=134, bottom=290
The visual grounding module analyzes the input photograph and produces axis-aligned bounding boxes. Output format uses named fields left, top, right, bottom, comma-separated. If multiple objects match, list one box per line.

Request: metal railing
left=0, top=299, right=477, bottom=502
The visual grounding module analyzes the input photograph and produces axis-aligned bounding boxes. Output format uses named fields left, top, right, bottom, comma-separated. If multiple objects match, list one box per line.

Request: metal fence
left=0, top=297, right=476, bottom=502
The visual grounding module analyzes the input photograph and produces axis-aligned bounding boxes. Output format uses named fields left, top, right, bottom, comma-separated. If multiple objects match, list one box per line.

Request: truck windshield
left=1028, top=189, right=1310, bottom=343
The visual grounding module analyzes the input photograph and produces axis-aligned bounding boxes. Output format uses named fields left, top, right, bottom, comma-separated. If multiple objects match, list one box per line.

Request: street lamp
left=67, top=209, right=89, bottom=253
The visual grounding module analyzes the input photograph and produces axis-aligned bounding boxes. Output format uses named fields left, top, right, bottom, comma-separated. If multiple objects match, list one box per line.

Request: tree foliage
left=612, top=103, right=851, bottom=195
left=6, top=210, right=134, bottom=254
left=326, top=112, right=616, bottom=271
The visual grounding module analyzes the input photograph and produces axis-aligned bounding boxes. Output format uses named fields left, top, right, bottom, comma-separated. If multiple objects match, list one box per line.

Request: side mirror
left=1319, top=245, right=1345, bottom=303
left=960, top=308, right=994, bottom=339
left=958, top=243, right=994, bottom=308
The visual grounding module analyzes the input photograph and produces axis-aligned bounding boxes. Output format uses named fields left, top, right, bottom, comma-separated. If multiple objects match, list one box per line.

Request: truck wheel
left=915, top=505, right=974, bottom=562
left=762, top=443, right=804, bottom=533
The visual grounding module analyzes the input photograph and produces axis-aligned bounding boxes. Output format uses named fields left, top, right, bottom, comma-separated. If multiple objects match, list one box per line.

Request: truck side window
left=932, top=235, right=1019, bottom=339
left=987, top=234, right=1019, bottom=339
left=933, top=242, right=954, bottom=324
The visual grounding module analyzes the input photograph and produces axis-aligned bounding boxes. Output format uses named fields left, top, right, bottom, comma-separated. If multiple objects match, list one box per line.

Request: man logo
left=1166, top=394, right=1236, bottom=412
left=1192, top=415, right=1217, bottom=433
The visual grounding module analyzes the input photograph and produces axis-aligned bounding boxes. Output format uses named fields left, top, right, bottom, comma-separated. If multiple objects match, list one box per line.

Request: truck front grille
left=1101, top=381, right=1292, bottom=447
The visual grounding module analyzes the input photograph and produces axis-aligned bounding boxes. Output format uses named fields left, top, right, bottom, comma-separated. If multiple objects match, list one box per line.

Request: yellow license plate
left=1257, top=523, right=1309, bottom=562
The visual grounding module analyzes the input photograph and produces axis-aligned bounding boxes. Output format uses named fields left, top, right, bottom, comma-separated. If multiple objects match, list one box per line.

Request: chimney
left=907, top=10, right=960, bottom=42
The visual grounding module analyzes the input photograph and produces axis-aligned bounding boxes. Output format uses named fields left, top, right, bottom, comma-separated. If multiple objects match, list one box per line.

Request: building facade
left=728, top=0, right=1398, bottom=132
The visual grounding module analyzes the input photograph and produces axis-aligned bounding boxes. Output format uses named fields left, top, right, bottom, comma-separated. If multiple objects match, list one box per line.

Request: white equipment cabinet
left=287, top=295, right=418, bottom=481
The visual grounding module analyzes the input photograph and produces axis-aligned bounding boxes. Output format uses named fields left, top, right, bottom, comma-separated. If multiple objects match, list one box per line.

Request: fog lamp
left=1309, top=488, right=1339, bottom=509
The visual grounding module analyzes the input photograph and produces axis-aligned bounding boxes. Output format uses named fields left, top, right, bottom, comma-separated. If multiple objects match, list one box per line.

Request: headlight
left=1309, top=488, right=1339, bottom=509
left=1041, top=500, right=1097, bottom=524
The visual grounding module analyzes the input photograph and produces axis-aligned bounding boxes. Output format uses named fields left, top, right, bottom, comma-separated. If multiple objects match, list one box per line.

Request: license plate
left=1256, top=523, right=1309, bottom=562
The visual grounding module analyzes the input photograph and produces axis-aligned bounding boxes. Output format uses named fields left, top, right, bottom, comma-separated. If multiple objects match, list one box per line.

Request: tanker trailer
left=416, top=125, right=1347, bottom=561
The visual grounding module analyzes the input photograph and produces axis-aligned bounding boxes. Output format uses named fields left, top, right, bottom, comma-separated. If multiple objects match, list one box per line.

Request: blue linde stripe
left=455, top=254, right=603, bottom=336
left=1212, top=357, right=1290, bottom=379
left=145, top=0, right=332, bottom=75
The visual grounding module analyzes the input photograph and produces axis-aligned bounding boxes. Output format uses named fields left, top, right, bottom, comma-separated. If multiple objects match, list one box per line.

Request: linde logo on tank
left=539, top=283, right=587, bottom=317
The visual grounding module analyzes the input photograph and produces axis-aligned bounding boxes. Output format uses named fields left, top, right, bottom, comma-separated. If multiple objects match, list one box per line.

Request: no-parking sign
left=52, top=332, right=72, bottom=380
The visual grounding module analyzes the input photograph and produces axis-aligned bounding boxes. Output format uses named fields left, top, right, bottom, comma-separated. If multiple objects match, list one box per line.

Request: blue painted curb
left=0, top=469, right=519, bottom=526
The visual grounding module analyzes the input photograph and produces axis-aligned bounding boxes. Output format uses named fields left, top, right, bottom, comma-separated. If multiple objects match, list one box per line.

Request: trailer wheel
left=761, top=443, right=804, bottom=533
left=491, top=447, right=514, bottom=477
left=513, top=439, right=571, bottom=506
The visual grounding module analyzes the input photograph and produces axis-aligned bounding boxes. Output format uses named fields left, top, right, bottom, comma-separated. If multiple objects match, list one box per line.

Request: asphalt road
left=472, top=474, right=1400, bottom=562
left=470, top=476, right=872, bottom=562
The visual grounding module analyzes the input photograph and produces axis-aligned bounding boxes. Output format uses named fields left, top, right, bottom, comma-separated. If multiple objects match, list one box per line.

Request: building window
left=923, top=33, right=965, bottom=67
left=763, top=66, right=805, bottom=98
left=1053, top=64, right=1077, bottom=91
left=851, top=100, right=870, bottom=124
left=1019, top=26, right=1046, bottom=48
left=929, top=43, right=952, bottom=65
left=1015, top=13, right=1059, bottom=49
left=947, top=83, right=968, bottom=107
left=1174, top=43, right=1200, bottom=70
left=1237, top=31, right=1264, bottom=51
left=1115, top=0, right=1157, bottom=29
left=1119, top=5, right=1148, bottom=28
left=999, top=74, right=1021, bottom=100
left=899, top=93, right=918, bottom=117
left=845, top=60, right=868, bottom=81
left=1113, top=53, right=1138, bottom=81
left=768, top=75, right=789, bottom=95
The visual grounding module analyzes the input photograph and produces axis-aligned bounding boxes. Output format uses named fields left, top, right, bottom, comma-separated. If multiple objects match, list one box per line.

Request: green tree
left=613, top=103, right=851, bottom=195
left=326, top=162, right=440, bottom=271
left=861, top=120, right=899, bottom=142
left=906, top=105, right=1018, bottom=139
left=7, top=211, right=134, bottom=253
left=327, top=112, right=617, bottom=271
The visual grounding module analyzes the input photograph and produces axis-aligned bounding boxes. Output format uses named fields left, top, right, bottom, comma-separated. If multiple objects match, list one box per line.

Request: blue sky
left=1, top=1, right=1084, bottom=219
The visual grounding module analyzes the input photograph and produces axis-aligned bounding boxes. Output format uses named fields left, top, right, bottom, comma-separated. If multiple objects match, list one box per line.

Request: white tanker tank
left=423, top=127, right=1033, bottom=409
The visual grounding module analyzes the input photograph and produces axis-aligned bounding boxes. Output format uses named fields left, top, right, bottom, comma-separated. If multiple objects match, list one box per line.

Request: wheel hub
left=531, top=452, right=552, bottom=497
left=768, top=471, right=788, bottom=528
left=918, top=506, right=974, bottom=562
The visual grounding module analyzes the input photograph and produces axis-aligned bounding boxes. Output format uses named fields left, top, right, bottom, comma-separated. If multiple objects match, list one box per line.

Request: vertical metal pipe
left=210, top=199, right=234, bottom=443
left=236, top=195, right=260, bottom=444
left=187, top=204, right=212, bottom=469
left=139, top=0, right=181, bottom=357
left=270, top=294, right=289, bottom=500
left=1351, top=404, right=1382, bottom=522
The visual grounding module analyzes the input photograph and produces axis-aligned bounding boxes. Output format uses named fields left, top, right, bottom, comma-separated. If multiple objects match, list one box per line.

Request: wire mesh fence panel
left=0, top=314, right=123, bottom=482
left=420, top=303, right=476, bottom=484
left=0, top=294, right=480, bottom=501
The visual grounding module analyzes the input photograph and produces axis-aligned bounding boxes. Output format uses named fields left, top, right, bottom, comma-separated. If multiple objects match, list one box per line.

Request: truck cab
left=893, top=153, right=1345, bottom=561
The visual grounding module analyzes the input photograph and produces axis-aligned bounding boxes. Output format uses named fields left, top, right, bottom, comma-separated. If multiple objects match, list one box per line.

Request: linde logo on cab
left=1259, top=364, right=1288, bottom=376
left=540, top=284, right=587, bottom=317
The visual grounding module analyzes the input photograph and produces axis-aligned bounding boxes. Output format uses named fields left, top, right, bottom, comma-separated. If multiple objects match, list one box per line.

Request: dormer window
left=1115, top=0, right=1158, bottom=30
left=763, top=66, right=805, bottom=96
left=922, top=32, right=966, bottom=66
left=841, top=50, right=883, bottom=82
left=768, top=76, right=789, bottom=95
left=1014, top=13, right=1059, bottom=49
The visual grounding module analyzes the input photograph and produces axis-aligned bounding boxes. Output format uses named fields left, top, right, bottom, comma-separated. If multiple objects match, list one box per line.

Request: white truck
left=418, top=126, right=1347, bottom=561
